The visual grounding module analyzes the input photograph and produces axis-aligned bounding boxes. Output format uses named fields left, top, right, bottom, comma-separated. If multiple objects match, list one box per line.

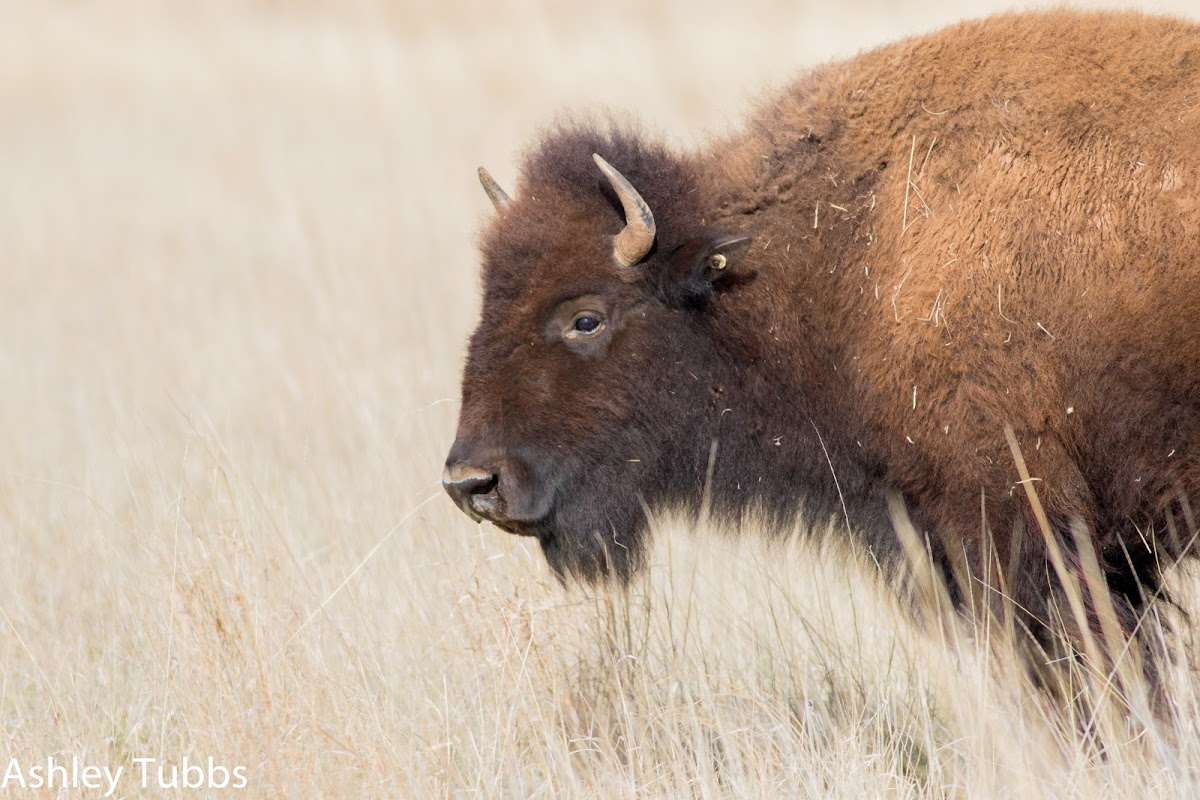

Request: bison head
left=444, top=129, right=754, bottom=582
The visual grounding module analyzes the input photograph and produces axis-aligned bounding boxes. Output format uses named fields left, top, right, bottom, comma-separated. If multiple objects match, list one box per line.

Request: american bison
left=444, top=11, right=1200, bottom=675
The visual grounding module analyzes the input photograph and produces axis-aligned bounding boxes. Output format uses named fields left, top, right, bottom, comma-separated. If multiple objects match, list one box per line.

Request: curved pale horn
left=592, top=153, right=656, bottom=267
left=477, top=167, right=512, bottom=210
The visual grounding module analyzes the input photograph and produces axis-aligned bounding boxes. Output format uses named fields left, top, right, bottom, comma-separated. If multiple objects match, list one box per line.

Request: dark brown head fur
left=445, top=10, right=1200, bottom=675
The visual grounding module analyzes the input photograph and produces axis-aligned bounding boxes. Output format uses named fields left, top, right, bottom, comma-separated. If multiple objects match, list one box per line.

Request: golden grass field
left=5, top=0, right=1200, bottom=796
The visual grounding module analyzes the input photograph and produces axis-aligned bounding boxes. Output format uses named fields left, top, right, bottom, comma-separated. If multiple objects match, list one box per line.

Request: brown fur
left=446, top=11, right=1200, bottom=678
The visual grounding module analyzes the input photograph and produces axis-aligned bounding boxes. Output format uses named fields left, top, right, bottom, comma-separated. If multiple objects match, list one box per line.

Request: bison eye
left=566, top=313, right=605, bottom=338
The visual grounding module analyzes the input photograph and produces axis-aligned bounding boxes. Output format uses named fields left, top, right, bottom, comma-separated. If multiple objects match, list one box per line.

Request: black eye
left=567, top=313, right=605, bottom=338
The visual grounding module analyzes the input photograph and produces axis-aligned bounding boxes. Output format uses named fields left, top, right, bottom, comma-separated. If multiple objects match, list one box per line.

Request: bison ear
left=658, top=233, right=752, bottom=307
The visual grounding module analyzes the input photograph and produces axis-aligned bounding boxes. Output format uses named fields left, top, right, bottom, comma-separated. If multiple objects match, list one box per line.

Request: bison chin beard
left=535, top=498, right=651, bottom=585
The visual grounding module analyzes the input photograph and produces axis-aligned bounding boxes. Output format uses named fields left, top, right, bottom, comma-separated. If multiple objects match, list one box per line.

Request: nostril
left=442, top=463, right=500, bottom=507
left=470, top=474, right=498, bottom=496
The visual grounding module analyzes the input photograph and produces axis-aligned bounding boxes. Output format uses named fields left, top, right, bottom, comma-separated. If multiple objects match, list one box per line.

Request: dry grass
left=4, top=1, right=1200, bottom=796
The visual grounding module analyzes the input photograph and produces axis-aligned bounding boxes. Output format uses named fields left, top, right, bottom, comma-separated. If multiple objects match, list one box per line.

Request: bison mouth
left=468, top=504, right=632, bottom=582
left=453, top=501, right=544, bottom=538
left=452, top=496, right=549, bottom=540
left=453, top=494, right=549, bottom=544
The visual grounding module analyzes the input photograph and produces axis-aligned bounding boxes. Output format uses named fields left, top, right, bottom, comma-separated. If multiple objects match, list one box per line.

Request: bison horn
left=593, top=153, right=656, bottom=267
left=478, top=167, right=512, bottom=210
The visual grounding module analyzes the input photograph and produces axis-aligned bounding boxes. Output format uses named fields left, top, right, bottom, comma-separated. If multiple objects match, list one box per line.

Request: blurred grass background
left=3, top=1, right=1200, bottom=796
